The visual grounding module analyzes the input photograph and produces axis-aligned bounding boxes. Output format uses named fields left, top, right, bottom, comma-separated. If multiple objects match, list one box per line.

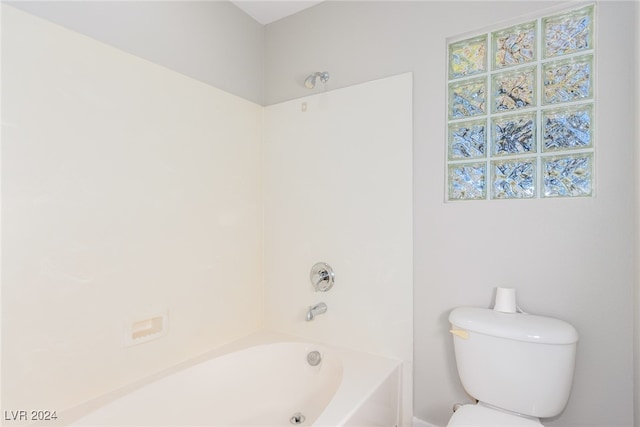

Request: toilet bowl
left=447, top=403, right=542, bottom=427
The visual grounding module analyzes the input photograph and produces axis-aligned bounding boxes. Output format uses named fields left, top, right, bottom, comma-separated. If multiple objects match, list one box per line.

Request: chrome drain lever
left=290, top=412, right=306, bottom=425
left=307, top=350, right=322, bottom=366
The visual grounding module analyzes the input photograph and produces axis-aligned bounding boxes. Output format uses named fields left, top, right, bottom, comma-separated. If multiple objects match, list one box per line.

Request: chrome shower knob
left=310, top=262, right=335, bottom=292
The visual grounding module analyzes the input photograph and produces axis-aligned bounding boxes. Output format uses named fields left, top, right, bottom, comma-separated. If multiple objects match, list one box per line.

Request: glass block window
left=542, top=153, right=593, bottom=197
left=449, top=119, right=486, bottom=159
left=449, top=78, right=487, bottom=119
left=449, top=35, right=488, bottom=79
left=492, top=67, right=536, bottom=113
left=446, top=4, right=595, bottom=201
left=491, top=158, right=536, bottom=199
left=492, top=112, right=536, bottom=156
left=449, top=162, right=487, bottom=200
left=493, top=21, right=536, bottom=69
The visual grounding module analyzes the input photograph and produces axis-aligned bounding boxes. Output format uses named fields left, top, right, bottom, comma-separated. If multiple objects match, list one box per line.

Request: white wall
left=265, top=2, right=637, bottom=427
left=2, top=5, right=263, bottom=413
left=635, top=2, right=640, bottom=425
left=6, top=1, right=265, bottom=105
left=263, top=73, right=414, bottom=424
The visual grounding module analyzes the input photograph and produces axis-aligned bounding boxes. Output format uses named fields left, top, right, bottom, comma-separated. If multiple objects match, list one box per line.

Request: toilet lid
left=447, top=404, right=543, bottom=427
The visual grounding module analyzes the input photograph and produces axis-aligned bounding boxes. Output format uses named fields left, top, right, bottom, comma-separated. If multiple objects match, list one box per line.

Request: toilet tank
left=449, top=307, right=578, bottom=418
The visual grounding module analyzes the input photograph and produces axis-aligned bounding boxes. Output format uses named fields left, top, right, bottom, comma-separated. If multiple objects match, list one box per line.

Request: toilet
left=447, top=306, right=579, bottom=426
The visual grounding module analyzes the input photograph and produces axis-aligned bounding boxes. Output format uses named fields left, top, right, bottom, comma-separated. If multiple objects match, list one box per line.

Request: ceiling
left=230, top=0, right=325, bottom=25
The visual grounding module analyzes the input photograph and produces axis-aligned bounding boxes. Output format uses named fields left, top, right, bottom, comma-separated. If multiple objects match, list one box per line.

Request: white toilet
left=447, top=306, right=579, bottom=426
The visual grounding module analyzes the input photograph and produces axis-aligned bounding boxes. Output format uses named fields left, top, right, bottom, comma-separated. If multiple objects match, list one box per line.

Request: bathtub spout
left=306, top=303, right=327, bottom=321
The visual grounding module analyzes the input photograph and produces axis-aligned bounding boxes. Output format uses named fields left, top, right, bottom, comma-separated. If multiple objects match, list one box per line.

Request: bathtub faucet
left=306, top=302, right=327, bottom=321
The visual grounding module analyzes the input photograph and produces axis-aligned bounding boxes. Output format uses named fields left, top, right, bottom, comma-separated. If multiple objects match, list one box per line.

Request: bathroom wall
left=636, top=4, right=640, bottom=427
left=3, top=1, right=637, bottom=426
left=2, top=4, right=263, bottom=414
left=265, top=2, right=637, bottom=427
left=263, top=73, right=413, bottom=424
left=6, top=0, right=265, bottom=105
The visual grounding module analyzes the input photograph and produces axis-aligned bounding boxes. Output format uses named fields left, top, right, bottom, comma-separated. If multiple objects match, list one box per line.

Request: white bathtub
left=60, top=331, right=401, bottom=427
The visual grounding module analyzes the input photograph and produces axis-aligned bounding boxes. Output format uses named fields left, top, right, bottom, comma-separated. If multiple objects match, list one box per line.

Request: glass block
left=492, top=67, right=536, bottom=113
left=449, top=35, right=488, bottom=79
left=543, top=55, right=593, bottom=104
left=492, top=112, right=536, bottom=156
left=448, top=162, right=487, bottom=200
left=542, top=104, right=593, bottom=152
left=491, top=159, right=536, bottom=199
left=492, top=21, right=536, bottom=70
left=543, top=5, right=594, bottom=58
left=448, top=120, right=487, bottom=160
left=542, top=153, right=593, bottom=197
left=449, top=77, right=486, bottom=120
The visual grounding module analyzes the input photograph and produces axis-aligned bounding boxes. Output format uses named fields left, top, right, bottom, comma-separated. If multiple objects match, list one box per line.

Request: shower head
left=304, top=71, right=330, bottom=89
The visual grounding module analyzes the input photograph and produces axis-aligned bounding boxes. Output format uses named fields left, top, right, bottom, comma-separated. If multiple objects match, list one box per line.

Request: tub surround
left=2, top=4, right=263, bottom=414
left=263, top=72, right=414, bottom=424
left=2, top=5, right=413, bottom=425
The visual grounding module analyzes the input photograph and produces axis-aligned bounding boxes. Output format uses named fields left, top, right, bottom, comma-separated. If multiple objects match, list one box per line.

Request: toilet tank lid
left=449, top=307, right=578, bottom=344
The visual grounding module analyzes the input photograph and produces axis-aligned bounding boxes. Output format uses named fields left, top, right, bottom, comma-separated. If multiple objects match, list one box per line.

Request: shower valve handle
left=310, top=262, right=335, bottom=292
